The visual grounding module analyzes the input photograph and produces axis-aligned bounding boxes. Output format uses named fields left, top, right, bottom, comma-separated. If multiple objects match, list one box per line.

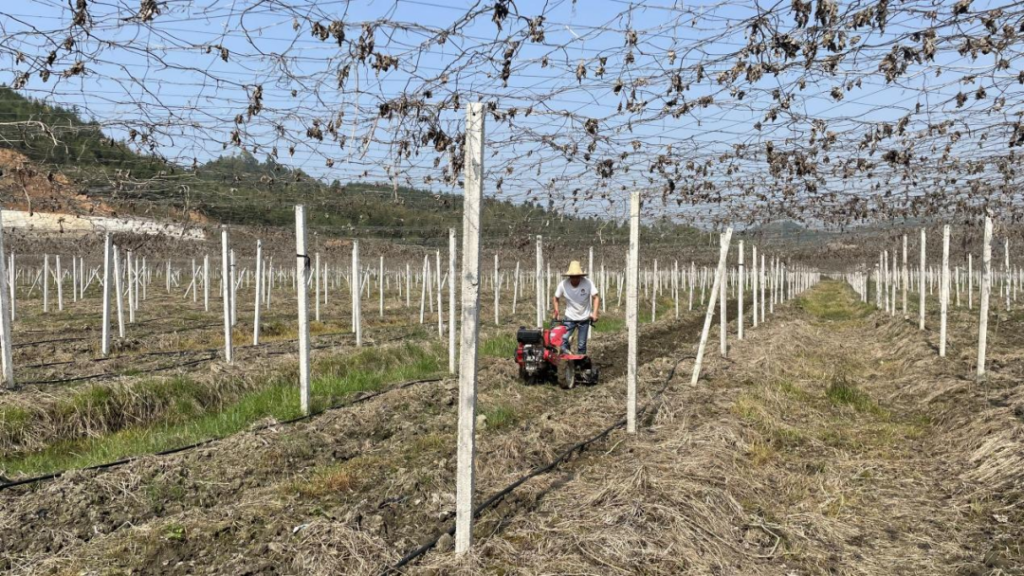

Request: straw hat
left=563, top=260, right=587, bottom=276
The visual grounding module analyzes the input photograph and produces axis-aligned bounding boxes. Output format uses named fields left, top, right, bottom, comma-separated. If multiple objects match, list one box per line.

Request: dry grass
left=0, top=302, right=698, bottom=575
left=5, top=282, right=1023, bottom=576
left=0, top=341, right=445, bottom=476
left=416, top=280, right=1023, bottom=575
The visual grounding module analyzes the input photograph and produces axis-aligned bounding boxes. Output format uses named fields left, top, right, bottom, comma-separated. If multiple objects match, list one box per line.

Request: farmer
left=551, top=260, right=600, bottom=354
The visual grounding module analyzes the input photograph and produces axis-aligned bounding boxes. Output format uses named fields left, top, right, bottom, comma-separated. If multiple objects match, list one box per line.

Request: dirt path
left=416, top=280, right=1023, bottom=575
left=3, top=282, right=1020, bottom=575
left=0, top=302, right=722, bottom=575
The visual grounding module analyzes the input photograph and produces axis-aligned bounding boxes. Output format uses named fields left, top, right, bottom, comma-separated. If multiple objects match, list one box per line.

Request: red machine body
left=514, top=322, right=598, bottom=389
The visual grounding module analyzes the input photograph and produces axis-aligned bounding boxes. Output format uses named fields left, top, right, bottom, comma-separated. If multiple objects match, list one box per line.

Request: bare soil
left=0, top=298, right=711, bottom=574
left=2, top=281, right=1020, bottom=575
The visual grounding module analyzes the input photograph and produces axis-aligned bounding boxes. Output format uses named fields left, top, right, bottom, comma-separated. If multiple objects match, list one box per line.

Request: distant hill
left=0, top=86, right=164, bottom=175
left=0, top=86, right=706, bottom=250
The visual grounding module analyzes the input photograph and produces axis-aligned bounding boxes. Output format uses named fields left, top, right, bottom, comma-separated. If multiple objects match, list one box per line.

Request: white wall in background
left=1, top=210, right=204, bottom=240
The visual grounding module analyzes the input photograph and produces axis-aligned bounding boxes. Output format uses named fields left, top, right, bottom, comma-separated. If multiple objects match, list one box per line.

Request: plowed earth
left=2, top=282, right=1021, bottom=576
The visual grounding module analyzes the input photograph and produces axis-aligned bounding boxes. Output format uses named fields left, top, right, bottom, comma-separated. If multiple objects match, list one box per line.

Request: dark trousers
left=561, top=319, right=591, bottom=354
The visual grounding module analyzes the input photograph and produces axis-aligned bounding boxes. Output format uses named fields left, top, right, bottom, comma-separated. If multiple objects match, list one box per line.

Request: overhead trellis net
left=1, top=0, right=1023, bottom=227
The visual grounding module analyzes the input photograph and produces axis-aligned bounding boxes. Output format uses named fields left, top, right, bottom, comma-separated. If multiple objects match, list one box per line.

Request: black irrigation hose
left=13, top=321, right=220, bottom=351
left=264, top=329, right=420, bottom=357
left=0, top=376, right=446, bottom=493
left=2, top=318, right=686, bottom=495
left=14, top=336, right=89, bottom=348
left=15, top=317, right=220, bottom=339
left=22, top=350, right=201, bottom=372
left=17, top=354, right=220, bottom=386
left=15, top=322, right=427, bottom=387
left=2, top=314, right=664, bottom=491
left=21, top=359, right=76, bottom=369
left=20, top=342, right=233, bottom=373
left=383, top=354, right=696, bottom=575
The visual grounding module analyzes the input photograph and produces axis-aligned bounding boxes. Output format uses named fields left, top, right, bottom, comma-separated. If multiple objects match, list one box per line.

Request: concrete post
left=0, top=212, right=13, bottom=386
left=221, top=228, right=233, bottom=363
left=101, top=234, right=111, bottom=356
left=978, top=216, right=992, bottom=378
left=353, top=240, right=362, bottom=347
left=692, top=228, right=733, bottom=386
left=253, top=240, right=263, bottom=346
left=204, top=254, right=210, bottom=312
left=535, top=235, right=543, bottom=327
left=626, top=191, right=641, bottom=433
left=738, top=240, right=744, bottom=340
left=455, top=102, right=484, bottom=556
left=902, top=234, right=908, bottom=319
left=113, top=246, right=125, bottom=338
left=920, top=228, right=926, bottom=330
left=449, top=228, right=457, bottom=375
left=296, top=208, right=311, bottom=413
left=940, top=225, right=950, bottom=357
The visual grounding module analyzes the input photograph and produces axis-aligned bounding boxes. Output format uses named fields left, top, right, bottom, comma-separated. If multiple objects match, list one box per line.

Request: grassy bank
left=796, top=280, right=875, bottom=322
left=1, top=343, right=444, bottom=477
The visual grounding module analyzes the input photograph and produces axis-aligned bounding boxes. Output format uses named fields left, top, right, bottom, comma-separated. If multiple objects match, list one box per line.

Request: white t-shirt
left=554, top=277, right=599, bottom=321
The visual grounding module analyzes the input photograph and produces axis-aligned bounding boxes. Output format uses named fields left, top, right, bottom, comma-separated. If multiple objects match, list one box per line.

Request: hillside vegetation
left=0, top=87, right=703, bottom=248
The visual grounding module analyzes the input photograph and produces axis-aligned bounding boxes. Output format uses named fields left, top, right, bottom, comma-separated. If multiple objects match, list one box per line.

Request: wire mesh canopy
left=1, top=0, right=1022, bottom=227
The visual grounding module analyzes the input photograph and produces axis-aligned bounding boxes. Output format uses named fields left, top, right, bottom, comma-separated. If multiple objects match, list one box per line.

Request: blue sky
left=1, top=0, right=1019, bottom=225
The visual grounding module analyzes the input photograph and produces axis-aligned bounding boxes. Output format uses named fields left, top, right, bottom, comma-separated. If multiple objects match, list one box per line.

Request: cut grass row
left=285, top=399, right=522, bottom=501
left=734, top=281, right=931, bottom=473
left=0, top=327, right=545, bottom=478
left=1, top=343, right=447, bottom=477
left=1, top=302, right=667, bottom=479
left=796, top=280, right=875, bottom=323
left=2, top=286, right=747, bottom=481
